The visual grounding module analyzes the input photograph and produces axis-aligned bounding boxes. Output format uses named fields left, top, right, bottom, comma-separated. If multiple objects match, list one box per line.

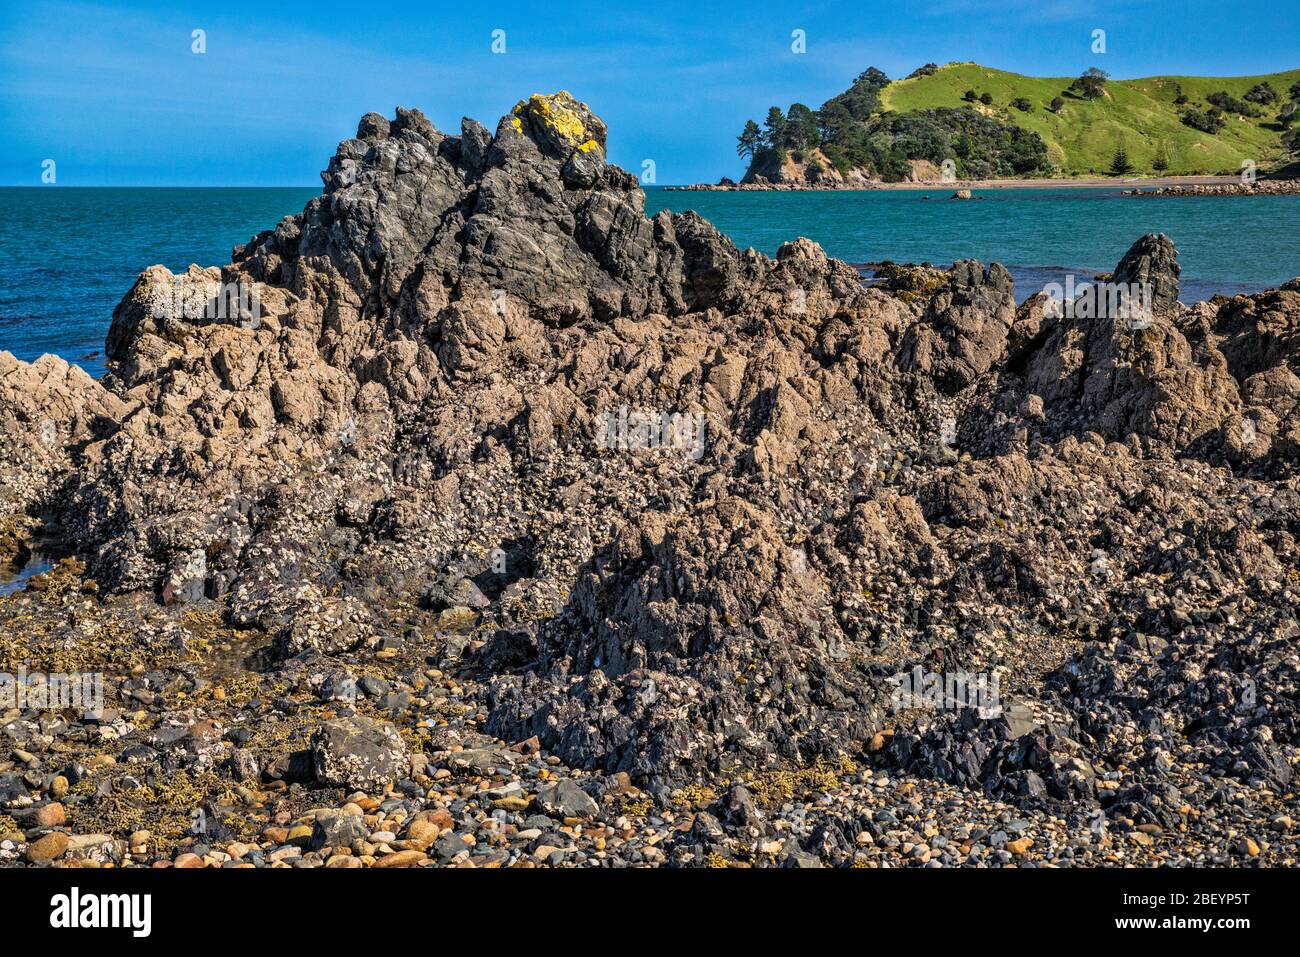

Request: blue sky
left=1, top=0, right=1296, bottom=185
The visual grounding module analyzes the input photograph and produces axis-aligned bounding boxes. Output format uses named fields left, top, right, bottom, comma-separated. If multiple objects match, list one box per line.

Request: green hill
left=878, top=62, right=1300, bottom=176
left=735, top=62, right=1300, bottom=183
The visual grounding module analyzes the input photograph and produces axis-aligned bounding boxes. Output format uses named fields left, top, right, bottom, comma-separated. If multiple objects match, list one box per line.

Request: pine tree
left=1110, top=141, right=1133, bottom=175
left=736, top=120, right=761, bottom=160
left=1152, top=141, right=1170, bottom=172
left=763, top=107, right=788, bottom=152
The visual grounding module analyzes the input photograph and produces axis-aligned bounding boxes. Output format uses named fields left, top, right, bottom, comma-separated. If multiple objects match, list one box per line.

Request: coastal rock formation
left=741, top=145, right=877, bottom=188
left=0, top=352, right=127, bottom=516
left=2, top=92, right=1300, bottom=868
left=1125, top=179, right=1300, bottom=197
left=896, top=260, right=1015, bottom=393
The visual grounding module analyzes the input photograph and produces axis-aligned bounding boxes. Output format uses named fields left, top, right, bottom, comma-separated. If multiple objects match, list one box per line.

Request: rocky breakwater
left=1125, top=179, right=1300, bottom=197
left=2, top=93, right=1300, bottom=868
left=667, top=180, right=871, bottom=192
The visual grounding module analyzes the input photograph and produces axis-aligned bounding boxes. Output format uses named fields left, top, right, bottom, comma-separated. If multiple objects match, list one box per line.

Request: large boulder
left=1022, top=234, right=1241, bottom=448
left=311, top=715, right=409, bottom=791
left=896, top=260, right=1016, bottom=393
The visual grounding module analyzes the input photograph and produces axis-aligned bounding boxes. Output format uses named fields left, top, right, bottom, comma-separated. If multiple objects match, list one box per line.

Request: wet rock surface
left=2, top=93, right=1299, bottom=867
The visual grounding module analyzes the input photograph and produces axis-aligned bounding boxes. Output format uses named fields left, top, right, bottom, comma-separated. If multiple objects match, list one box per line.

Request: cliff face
left=2, top=93, right=1299, bottom=802
left=738, top=152, right=946, bottom=187
left=740, top=146, right=876, bottom=187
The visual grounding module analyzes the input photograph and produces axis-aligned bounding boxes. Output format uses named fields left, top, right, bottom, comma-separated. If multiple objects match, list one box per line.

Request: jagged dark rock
left=3, top=92, right=1300, bottom=868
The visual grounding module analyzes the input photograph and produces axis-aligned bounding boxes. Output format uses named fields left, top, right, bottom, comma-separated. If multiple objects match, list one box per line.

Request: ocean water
left=0, top=187, right=317, bottom=377
left=1, top=185, right=1297, bottom=377
left=645, top=186, right=1300, bottom=303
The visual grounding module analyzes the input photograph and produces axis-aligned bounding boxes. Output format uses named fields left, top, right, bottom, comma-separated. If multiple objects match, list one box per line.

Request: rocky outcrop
left=488, top=497, right=886, bottom=778
left=896, top=261, right=1015, bottom=393
left=3, top=92, right=1300, bottom=807
left=741, top=147, right=875, bottom=188
left=995, top=234, right=1256, bottom=454
left=0, top=351, right=128, bottom=516
left=1125, top=179, right=1300, bottom=197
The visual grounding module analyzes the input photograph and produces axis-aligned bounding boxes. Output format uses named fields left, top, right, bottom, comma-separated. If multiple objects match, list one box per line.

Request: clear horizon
left=2, top=0, right=1297, bottom=187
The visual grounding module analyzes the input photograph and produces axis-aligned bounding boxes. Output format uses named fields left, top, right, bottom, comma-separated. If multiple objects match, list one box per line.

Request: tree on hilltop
left=763, top=107, right=788, bottom=151
left=1071, top=67, right=1109, bottom=101
left=823, top=67, right=890, bottom=120
left=786, top=103, right=821, bottom=150
left=737, top=120, right=761, bottom=160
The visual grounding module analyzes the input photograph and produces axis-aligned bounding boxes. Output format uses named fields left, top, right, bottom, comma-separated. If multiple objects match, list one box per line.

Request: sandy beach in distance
left=875, top=174, right=1243, bottom=190
left=669, top=174, right=1251, bottom=191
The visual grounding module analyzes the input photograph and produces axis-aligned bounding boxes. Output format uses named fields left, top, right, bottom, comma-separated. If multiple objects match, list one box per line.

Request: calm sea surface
left=1, top=185, right=1296, bottom=377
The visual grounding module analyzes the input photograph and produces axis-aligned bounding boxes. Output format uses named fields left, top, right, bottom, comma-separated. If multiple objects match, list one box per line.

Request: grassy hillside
left=879, top=63, right=1300, bottom=176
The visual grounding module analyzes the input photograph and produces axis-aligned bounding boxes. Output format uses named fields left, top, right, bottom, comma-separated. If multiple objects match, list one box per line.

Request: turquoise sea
left=1, top=185, right=1296, bottom=377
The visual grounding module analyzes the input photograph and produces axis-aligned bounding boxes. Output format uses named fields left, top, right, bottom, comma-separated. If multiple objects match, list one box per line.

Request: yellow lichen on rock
left=511, top=91, right=603, bottom=150
left=518, top=92, right=584, bottom=143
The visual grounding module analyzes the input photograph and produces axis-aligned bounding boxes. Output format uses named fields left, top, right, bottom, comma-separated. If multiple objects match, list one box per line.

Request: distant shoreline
left=665, top=175, right=1251, bottom=192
